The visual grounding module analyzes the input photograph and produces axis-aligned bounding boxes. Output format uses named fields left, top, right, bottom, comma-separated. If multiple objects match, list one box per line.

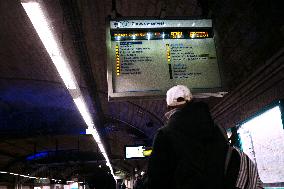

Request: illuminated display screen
left=125, top=145, right=152, bottom=159
left=238, top=101, right=284, bottom=183
left=107, top=19, right=225, bottom=100
left=70, top=182, right=79, bottom=189
left=111, top=29, right=212, bottom=41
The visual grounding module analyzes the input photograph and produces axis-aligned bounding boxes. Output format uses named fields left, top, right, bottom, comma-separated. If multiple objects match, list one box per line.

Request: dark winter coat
left=147, top=101, right=227, bottom=189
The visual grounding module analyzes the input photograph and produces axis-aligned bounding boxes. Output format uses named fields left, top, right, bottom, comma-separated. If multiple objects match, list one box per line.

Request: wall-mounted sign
left=125, top=145, right=152, bottom=159
left=34, top=178, right=50, bottom=184
left=107, top=19, right=226, bottom=100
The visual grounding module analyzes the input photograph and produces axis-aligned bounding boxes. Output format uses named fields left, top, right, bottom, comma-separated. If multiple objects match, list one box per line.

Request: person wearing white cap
left=147, top=85, right=227, bottom=189
left=164, top=85, right=193, bottom=120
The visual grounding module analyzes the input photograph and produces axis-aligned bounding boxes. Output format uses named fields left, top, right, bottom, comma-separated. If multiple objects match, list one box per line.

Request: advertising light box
left=238, top=100, right=284, bottom=183
left=107, top=19, right=225, bottom=100
left=125, top=145, right=152, bottom=159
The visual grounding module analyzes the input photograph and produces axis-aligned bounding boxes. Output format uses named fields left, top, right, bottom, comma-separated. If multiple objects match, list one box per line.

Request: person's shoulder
left=154, top=127, right=167, bottom=138
left=157, top=125, right=170, bottom=135
left=190, top=101, right=208, bottom=107
left=186, top=101, right=210, bottom=111
left=156, top=122, right=175, bottom=138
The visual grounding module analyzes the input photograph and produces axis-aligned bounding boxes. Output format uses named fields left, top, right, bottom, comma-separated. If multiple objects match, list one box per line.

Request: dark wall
left=209, top=0, right=284, bottom=128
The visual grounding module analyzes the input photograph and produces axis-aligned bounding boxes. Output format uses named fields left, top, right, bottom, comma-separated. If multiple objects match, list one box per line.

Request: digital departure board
left=106, top=19, right=226, bottom=100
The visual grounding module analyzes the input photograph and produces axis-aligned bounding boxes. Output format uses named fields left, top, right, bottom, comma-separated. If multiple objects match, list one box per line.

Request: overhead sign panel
left=107, top=19, right=225, bottom=100
left=125, top=145, right=152, bottom=159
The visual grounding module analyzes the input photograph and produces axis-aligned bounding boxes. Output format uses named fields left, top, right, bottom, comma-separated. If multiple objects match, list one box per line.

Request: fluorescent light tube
left=73, top=96, right=94, bottom=127
left=21, top=2, right=77, bottom=90
left=21, top=0, right=115, bottom=179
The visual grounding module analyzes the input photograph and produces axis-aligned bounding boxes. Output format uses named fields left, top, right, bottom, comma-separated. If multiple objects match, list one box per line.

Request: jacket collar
left=164, top=108, right=179, bottom=120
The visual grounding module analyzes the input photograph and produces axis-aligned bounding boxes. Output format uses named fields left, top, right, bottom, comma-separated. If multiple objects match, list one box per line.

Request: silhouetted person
left=147, top=85, right=227, bottom=189
left=134, top=175, right=143, bottom=189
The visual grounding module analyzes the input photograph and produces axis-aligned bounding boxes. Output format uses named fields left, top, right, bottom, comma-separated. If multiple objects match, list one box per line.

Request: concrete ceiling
left=0, top=0, right=283, bottom=184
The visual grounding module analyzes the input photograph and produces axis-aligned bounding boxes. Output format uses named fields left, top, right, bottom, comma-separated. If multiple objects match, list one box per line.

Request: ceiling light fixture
left=21, top=1, right=77, bottom=90
left=21, top=0, right=114, bottom=179
left=73, top=96, right=94, bottom=127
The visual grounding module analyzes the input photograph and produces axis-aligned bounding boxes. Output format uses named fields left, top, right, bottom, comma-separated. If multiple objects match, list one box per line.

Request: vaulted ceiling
left=0, top=0, right=283, bottom=185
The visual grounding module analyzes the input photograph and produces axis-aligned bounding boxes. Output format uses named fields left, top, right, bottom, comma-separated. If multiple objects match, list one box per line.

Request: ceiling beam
left=106, top=116, right=149, bottom=139
left=58, top=0, right=105, bottom=133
